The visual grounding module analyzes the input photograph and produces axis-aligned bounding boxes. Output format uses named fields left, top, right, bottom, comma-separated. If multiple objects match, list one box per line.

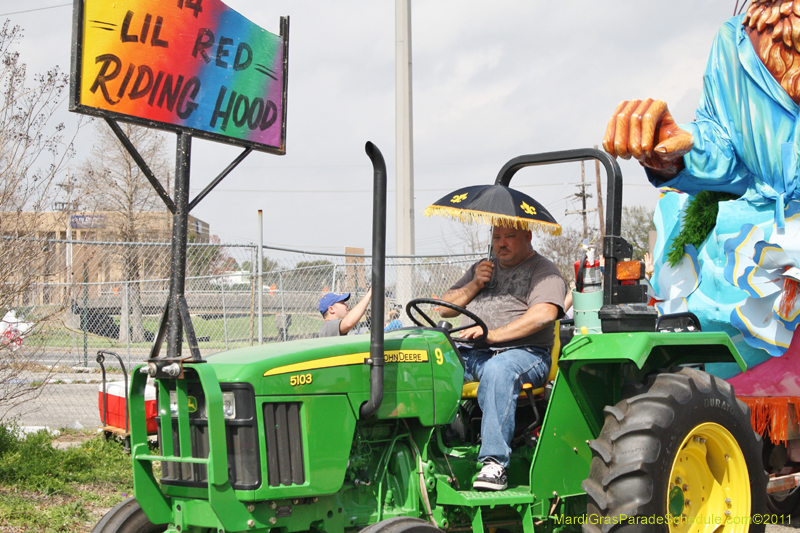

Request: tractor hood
left=197, top=327, right=464, bottom=425
left=204, top=328, right=453, bottom=395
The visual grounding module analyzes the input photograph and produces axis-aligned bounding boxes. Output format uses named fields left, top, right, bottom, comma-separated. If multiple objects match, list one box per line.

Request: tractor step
left=435, top=480, right=536, bottom=506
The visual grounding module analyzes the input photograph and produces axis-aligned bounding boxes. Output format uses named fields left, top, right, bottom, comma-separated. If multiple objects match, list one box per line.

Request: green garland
left=666, top=191, right=739, bottom=267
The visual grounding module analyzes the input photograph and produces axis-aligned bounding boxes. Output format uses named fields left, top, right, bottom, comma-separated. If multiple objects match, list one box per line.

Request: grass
left=0, top=423, right=143, bottom=532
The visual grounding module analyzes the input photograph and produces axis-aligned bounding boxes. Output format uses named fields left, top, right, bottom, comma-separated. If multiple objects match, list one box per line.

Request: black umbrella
left=424, top=184, right=561, bottom=235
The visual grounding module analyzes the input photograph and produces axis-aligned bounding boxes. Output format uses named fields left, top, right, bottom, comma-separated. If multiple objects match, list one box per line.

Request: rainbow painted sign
left=70, top=0, right=288, bottom=154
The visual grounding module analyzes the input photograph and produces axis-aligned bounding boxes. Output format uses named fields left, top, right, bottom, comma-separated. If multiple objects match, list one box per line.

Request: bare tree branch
left=0, top=21, right=81, bottom=419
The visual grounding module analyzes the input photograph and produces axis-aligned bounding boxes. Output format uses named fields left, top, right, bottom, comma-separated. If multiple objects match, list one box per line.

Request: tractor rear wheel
left=359, top=517, right=442, bottom=533
left=91, top=497, right=167, bottom=533
left=583, top=366, right=767, bottom=532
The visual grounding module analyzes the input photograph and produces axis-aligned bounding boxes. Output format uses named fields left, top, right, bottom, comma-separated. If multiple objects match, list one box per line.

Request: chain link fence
left=2, top=239, right=481, bottom=429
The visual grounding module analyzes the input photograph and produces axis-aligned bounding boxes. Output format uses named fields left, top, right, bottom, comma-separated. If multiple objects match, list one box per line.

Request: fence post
left=279, top=271, right=286, bottom=342
left=82, top=262, right=88, bottom=367
left=331, top=263, right=337, bottom=293
left=258, top=210, right=263, bottom=345
left=221, top=279, right=229, bottom=350
left=125, top=281, right=131, bottom=367
left=249, top=246, right=255, bottom=345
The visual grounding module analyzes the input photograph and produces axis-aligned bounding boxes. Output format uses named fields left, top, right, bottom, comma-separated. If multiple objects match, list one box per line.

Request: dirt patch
left=51, top=430, right=100, bottom=450
left=0, top=483, right=128, bottom=532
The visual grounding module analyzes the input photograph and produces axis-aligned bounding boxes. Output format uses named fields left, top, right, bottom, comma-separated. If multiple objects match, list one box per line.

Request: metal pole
left=83, top=262, right=88, bottom=367
left=594, top=144, right=605, bottom=244
left=221, top=279, right=229, bottom=350
left=395, top=0, right=415, bottom=255
left=125, top=281, right=131, bottom=367
left=258, top=210, right=264, bottom=345
left=167, top=132, right=192, bottom=358
left=249, top=246, right=255, bottom=345
left=279, top=271, right=286, bottom=342
left=331, top=263, right=337, bottom=293
left=396, top=0, right=415, bottom=324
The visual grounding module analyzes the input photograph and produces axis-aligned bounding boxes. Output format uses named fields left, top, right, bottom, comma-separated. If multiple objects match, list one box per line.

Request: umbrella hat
left=424, top=184, right=561, bottom=235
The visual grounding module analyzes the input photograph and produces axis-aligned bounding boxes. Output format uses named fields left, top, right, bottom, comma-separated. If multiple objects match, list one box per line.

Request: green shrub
left=0, top=426, right=132, bottom=495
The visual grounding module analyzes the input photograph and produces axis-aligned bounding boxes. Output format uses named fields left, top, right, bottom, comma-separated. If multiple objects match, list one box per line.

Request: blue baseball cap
left=319, top=292, right=350, bottom=315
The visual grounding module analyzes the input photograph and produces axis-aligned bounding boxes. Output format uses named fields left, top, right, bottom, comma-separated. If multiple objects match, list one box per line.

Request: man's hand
left=603, top=99, right=693, bottom=178
left=440, top=260, right=494, bottom=318
left=473, top=260, right=494, bottom=289
left=458, top=324, right=493, bottom=342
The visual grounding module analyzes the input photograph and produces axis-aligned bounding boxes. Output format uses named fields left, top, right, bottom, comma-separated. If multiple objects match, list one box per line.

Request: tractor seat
left=461, top=320, right=561, bottom=399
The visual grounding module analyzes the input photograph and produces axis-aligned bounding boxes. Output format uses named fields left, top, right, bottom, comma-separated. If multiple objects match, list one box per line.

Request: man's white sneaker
left=473, top=460, right=507, bottom=491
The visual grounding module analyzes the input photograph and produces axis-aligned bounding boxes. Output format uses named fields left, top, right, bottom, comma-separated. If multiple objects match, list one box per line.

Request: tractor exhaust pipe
left=360, top=142, right=387, bottom=419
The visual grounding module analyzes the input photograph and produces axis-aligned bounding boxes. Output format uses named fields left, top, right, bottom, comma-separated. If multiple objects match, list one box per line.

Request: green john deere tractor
left=93, top=144, right=767, bottom=533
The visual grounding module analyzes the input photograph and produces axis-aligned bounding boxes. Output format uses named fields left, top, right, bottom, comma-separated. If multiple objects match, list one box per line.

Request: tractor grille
left=263, top=402, right=305, bottom=486
left=159, top=383, right=260, bottom=490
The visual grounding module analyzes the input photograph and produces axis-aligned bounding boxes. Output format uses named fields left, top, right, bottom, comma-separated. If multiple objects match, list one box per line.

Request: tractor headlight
left=168, top=390, right=235, bottom=419
left=222, top=391, right=236, bottom=419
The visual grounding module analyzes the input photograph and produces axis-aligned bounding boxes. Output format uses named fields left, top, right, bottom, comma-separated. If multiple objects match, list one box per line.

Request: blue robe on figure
left=646, top=14, right=800, bottom=378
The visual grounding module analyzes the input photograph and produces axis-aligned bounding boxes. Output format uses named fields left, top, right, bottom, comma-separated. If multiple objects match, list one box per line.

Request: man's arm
left=339, top=288, right=373, bottom=334
left=440, top=260, right=493, bottom=318
left=458, top=302, right=559, bottom=344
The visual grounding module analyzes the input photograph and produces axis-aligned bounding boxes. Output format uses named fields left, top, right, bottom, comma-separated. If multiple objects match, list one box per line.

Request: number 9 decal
left=290, top=373, right=313, bottom=386
left=435, top=348, right=444, bottom=365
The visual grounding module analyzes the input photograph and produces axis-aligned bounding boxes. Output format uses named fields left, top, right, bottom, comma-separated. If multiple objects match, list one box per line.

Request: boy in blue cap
left=318, top=288, right=372, bottom=337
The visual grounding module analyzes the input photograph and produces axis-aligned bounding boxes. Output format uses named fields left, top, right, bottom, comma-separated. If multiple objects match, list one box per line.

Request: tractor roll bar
left=360, top=142, right=387, bottom=419
left=494, top=148, right=640, bottom=306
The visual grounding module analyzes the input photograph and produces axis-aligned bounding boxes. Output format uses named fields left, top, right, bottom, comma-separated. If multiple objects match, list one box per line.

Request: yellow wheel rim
left=667, top=422, right=751, bottom=533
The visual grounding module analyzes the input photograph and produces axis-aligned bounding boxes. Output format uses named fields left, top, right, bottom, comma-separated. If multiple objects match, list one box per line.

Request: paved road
left=10, top=381, right=104, bottom=429
left=7, top=367, right=126, bottom=430
left=769, top=521, right=800, bottom=531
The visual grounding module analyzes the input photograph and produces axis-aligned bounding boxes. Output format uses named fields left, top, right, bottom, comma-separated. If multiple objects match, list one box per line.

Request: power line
left=0, top=3, right=71, bottom=16
left=187, top=183, right=655, bottom=194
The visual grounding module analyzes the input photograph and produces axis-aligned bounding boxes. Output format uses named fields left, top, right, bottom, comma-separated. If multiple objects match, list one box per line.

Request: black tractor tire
left=92, top=497, right=167, bottom=533
left=762, top=440, right=800, bottom=516
left=582, top=366, right=767, bottom=533
left=359, top=517, right=442, bottom=533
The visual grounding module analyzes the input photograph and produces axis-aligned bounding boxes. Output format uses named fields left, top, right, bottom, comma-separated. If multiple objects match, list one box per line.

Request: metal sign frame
left=69, top=0, right=289, bottom=376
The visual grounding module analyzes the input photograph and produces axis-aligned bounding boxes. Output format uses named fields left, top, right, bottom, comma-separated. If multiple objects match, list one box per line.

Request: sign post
left=70, top=0, right=289, bottom=372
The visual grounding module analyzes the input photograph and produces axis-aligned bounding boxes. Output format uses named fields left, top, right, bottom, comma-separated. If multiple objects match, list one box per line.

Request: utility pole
left=565, top=161, right=596, bottom=239
left=395, top=0, right=414, bottom=255
left=395, top=0, right=415, bottom=323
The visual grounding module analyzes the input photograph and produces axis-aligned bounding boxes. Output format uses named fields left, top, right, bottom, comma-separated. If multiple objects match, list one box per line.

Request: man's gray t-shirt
left=319, top=319, right=343, bottom=337
left=449, top=252, right=566, bottom=348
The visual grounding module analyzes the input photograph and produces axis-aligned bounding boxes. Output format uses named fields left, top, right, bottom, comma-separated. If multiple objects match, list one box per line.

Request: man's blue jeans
left=460, top=344, right=551, bottom=468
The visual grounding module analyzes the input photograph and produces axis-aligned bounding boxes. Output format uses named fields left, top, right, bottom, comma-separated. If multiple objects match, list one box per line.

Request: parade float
left=604, top=0, right=800, bottom=513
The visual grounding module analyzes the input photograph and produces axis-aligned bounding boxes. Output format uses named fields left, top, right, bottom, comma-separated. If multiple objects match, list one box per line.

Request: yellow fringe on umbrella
left=738, top=396, right=800, bottom=444
left=424, top=205, right=562, bottom=236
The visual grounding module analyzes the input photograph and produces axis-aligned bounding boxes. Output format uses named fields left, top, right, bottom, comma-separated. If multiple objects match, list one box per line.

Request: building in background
left=9, top=211, right=209, bottom=305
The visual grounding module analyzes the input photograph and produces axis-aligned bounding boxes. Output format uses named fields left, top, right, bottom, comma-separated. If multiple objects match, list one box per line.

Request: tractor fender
left=555, top=331, right=745, bottom=436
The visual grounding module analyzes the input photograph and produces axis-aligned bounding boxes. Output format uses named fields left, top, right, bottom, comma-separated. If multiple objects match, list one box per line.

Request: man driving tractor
left=440, top=225, right=567, bottom=490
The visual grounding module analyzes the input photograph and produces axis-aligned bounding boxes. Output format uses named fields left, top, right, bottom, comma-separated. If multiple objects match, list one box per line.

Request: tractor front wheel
left=583, top=366, right=767, bottom=532
left=91, top=497, right=167, bottom=533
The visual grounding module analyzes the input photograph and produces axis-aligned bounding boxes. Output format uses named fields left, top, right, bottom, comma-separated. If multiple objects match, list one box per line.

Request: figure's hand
left=459, top=325, right=494, bottom=343
left=472, top=260, right=494, bottom=289
left=603, top=99, right=693, bottom=178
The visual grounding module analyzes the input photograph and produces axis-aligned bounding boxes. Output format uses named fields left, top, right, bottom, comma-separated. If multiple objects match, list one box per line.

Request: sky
left=5, top=0, right=737, bottom=257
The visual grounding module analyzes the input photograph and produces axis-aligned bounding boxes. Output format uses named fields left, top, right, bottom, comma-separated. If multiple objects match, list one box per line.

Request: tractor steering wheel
left=406, top=298, right=489, bottom=345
